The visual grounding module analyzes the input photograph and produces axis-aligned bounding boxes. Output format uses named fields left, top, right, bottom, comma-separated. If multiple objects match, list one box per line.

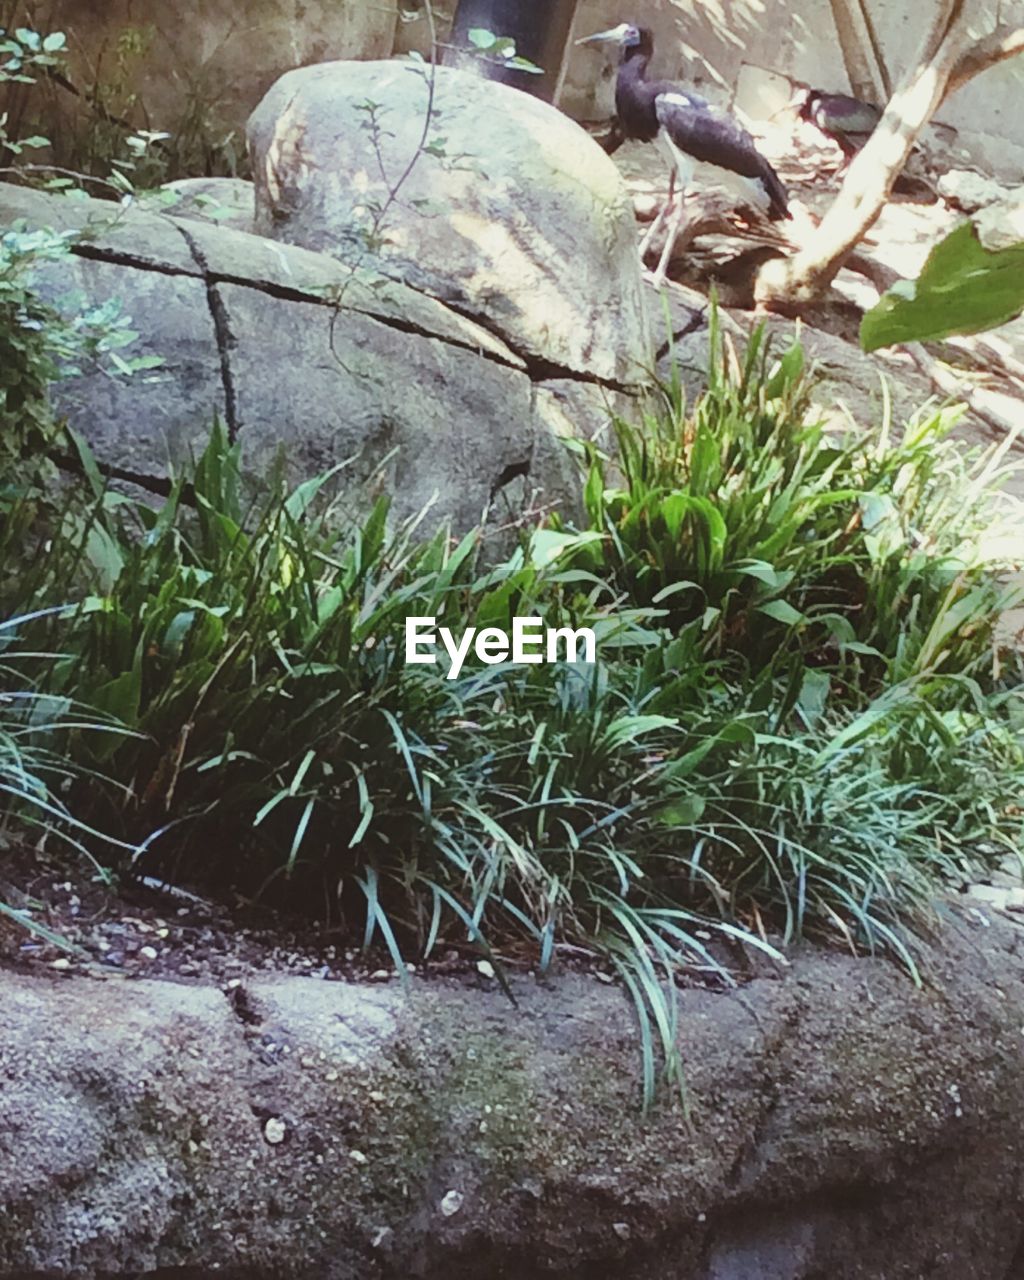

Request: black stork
left=578, top=22, right=791, bottom=286
left=796, top=89, right=882, bottom=162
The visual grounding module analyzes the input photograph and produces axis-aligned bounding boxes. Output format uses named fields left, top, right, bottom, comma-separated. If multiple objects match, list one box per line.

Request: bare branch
left=755, top=0, right=973, bottom=307
left=945, top=25, right=1024, bottom=100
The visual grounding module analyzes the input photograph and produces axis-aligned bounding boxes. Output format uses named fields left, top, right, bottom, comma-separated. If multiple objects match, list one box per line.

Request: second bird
left=579, top=22, right=791, bottom=285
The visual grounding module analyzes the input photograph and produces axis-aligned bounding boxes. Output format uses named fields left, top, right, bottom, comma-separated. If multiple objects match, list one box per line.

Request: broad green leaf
left=798, top=668, right=831, bottom=726
left=654, top=795, right=706, bottom=827
left=602, top=714, right=678, bottom=749
left=756, top=599, right=805, bottom=626
left=861, top=221, right=1024, bottom=351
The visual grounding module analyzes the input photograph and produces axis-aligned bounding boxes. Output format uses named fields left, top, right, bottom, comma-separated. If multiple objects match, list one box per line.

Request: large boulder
left=247, top=60, right=650, bottom=389
left=2, top=181, right=642, bottom=540
left=3, top=916, right=1024, bottom=1277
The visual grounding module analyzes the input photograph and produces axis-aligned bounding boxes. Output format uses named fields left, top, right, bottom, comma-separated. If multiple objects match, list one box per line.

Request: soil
left=0, top=838, right=472, bottom=987
left=0, top=830, right=787, bottom=1001
left=0, top=837, right=631, bottom=989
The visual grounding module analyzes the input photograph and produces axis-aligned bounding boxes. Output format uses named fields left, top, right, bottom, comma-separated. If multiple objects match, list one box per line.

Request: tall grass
left=5, top=321, right=1023, bottom=1106
left=0, top=608, right=134, bottom=951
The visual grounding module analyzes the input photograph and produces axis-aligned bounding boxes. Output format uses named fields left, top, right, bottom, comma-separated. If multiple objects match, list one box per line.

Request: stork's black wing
left=653, top=88, right=790, bottom=220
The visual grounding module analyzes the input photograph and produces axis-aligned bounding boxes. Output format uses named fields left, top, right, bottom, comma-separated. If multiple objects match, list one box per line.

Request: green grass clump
left=0, top=608, right=134, bottom=951
left=4, top=318, right=1023, bottom=1106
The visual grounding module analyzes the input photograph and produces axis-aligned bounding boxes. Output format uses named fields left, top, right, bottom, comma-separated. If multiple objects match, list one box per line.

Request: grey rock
left=938, top=168, right=1013, bottom=213
left=247, top=60, right=650, bottom=387
left=3, top=183, right=650, bottom=541
left=161, top=177, right=257, bottom=231
left=3, top=918, right=1024, bottom=1278
left=974, top=186, right=1024, bottom=252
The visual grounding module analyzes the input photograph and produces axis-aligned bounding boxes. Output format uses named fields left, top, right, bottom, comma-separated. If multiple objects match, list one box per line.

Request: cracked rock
left=2, top=181, right=649, bottom=547
left=4, top=931, right=1024, bottom=1278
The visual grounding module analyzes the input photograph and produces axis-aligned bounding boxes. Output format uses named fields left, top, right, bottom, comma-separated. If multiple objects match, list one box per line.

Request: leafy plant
left=464, top=27, right=544, bottom=75
left=0, top=608, right=133, bottom=953
left=565, top=311, right=1018, bottom=687
left=861, top=220, right=1024, bottom=351
left=0, top=25, right=67, bottom=160
left=0, top=221, right=164, bottom=493
left=7, top=315, right=1023, bottom=1106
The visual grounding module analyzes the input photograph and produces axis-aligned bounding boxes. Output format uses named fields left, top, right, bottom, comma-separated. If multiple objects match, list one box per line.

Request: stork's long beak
left=576, top=23, right=631, bottom=45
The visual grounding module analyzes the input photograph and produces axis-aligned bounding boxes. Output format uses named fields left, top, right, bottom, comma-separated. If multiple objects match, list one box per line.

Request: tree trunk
left=755, top=0, right=972, bottom=308
left=857, top=0, right=894, bottom=98
left=947, top=25, right=1024, bottom=97
left=828, top=0, right=886, bottom=101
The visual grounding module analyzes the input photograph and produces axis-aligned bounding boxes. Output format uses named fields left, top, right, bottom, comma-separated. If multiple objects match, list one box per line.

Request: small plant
left=0, top=221, right=165, bottom=495
left=565, top=311, right=1020, bottom=688
left=0, top=25, right=67, bottom=161
left=462, top=28, right=544, bottom=76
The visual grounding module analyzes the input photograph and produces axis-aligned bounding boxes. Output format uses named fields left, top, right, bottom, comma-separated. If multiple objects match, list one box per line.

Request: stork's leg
left=638, top=201, right=670, bottom=261
left=638, top=165, right=679, bottom=265
left=647, top=194, right=688, bottom=289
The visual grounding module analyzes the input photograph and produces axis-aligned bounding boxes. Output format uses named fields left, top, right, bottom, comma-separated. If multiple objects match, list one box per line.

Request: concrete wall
left=561, top=0, right=1024, bottom=177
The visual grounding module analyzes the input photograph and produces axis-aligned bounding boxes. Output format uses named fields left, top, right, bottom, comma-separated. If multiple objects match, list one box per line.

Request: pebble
left=263, top=1117, right=287, bottom=1145
left=440, top=1190, right=464, bottom=1217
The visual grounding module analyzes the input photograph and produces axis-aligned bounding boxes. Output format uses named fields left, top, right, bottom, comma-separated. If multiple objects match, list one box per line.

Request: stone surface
left=3, top=914, right=1024, bottom=1277
left=938, top=168, right=1014, bottom=213
left=975, top=187, right=1024, bottom=252
left=161, top=176, right=257, bottom=230
left=3, top=183, right=639, bottom=541
left=247, top=60, right=649, bottom=387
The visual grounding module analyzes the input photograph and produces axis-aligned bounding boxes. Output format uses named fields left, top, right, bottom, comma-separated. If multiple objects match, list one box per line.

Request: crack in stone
left=66, top=237, right=648, bottom=398
left=489, top=456, right=531, bottom=500
left=202, top=267, right=528, bottom=373
left=442, top=298, right=647, bottom=396
left=54, top=449, right=182, bottom=500
left=70, top=241, right=201, bottom=279
left=172, top=223, right=242, bottom=443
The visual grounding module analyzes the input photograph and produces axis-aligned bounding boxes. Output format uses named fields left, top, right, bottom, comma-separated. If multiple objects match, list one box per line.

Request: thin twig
left=327, top=0, right=439, bottom=365
left=905, top=342, right=1024, bottom=444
